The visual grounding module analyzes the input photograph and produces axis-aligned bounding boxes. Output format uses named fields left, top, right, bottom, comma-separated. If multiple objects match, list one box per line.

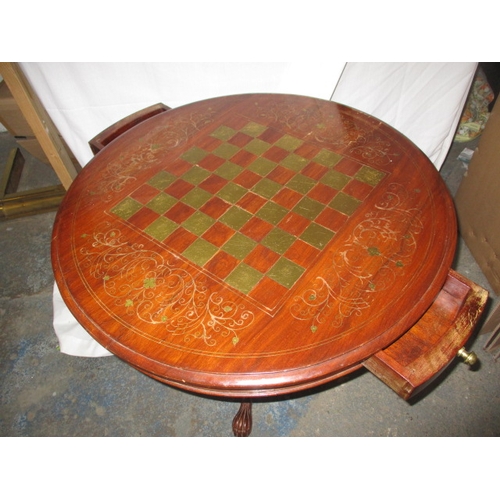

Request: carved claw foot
left=232, top=402, right=252, bottom=437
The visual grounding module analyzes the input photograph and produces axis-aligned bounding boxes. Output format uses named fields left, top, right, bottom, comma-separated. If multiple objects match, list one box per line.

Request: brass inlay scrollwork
left=79, top=223, right=254, bottom=347
left=291, top=183, right=423, bottom=330
left=253, top=100, right=400, bottom=167
left=90, top=107, right=217, bottom=198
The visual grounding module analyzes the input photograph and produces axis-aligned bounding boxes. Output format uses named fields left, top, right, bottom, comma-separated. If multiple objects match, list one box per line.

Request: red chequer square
left=234, top=169, right=261, bottom=188
left=278, top=212, right=310, bottom=237
left=266, top=165, right=295, bottom=184
left=302, top=162, right=329, bottom=181
left=240, top=217, right=274, bottom=242
left=293, top=142, right=319, bottom=160
left=236, top=192, right=267, bottom=214
left=272, top=187, right=303, bottom=209
left=315, top=206, right=348, bottom=232
left=199, top=174, right=228, bottom=194
left=164, top=226, right=198, bottom=253
left=198, top=154, right=226, bottom=172
left=343, top=179, right=373, bottom=200
left=243, top=245, right=280, bottom=273
left=130, top=184, right=160, bottom=204
left=167, top=159, right=193, bottom=177
left=249, top=276, right=288, bottom=310
left=204, top=250, right=239, bottom=280
left=165, top=201, right=196, bottom=224
left=284, top=239, right=321, bottom=268
left=334, top=157, right=362, bottom=176
left=228, top=132, right=254, bottom=148
left=200, top=197, right=231, bottom=218
left=127, top=206, right=160, bottom=230
left=263, top=145, right=290, bottom=163
left=230, top=149, right=258, bottom=167
left=226, top=114, right=250, bottom=130
left=165, top=178, right=194, bottom=199
left=201, top=221, right=235, bottom=247
left=195, top=135, right=222, bottom=152
left=308, top=183, right=338, bottom=204
left=258, top=127, right=283, bottom=143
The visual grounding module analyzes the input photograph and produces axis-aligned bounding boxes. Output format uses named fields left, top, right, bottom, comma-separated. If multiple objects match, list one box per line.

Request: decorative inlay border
left=291, top=183, right=423, bottom=330
left=252, top=99, right=401, bottom=167
left=90, top=107, right=217, bottom=198
left=331, top=116, right=401, bottom=167
left=78, top=222, right=254, bottom=347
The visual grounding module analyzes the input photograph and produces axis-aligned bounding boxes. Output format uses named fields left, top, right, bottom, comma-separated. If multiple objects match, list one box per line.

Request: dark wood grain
left=52, top=94, right=458, bottom=398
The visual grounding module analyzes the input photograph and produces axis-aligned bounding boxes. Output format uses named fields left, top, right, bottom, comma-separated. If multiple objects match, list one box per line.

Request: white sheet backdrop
left=17, top=62, right=477, bottom=356
left=19, top=62, right=346, bottom=167
left=332, top=62, right=477, bottom=169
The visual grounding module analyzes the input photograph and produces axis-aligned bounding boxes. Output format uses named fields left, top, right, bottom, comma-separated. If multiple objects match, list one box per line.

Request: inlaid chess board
left=52, top=93, right=457, bottom=400
left=109, top=115, right=386, bottom=312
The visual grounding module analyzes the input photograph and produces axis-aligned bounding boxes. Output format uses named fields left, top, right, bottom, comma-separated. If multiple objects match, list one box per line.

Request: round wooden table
left=51, top=94, right=457, bottom=435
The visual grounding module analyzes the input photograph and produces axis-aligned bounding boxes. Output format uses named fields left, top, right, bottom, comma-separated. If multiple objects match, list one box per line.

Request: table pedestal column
left=232, top=402, right=252, bottom=437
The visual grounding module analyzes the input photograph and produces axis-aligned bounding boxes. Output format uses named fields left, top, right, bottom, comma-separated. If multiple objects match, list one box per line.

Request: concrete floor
left=1, top=130, right=499, bottom=438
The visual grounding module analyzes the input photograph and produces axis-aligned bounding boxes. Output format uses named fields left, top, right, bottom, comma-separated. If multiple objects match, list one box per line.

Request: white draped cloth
left=18, top=62, right=477, bottom=356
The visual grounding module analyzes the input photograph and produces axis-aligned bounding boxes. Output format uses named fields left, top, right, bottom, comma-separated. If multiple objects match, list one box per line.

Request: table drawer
left=363, top=270, right=488, bottom=400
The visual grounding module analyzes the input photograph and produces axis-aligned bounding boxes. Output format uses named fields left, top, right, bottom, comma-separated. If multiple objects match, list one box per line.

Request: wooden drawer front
left=88, top=103, right=171, bottom=154
left=363, top=270, right=488, bottom=400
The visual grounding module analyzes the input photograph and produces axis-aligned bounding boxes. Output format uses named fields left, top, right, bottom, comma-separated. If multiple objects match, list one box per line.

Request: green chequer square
left=147, top=170, right=176, bottom=190
left=330, top=192, right=362, bottom=215
left=226, top=263, right=263, bottom=295
left=313, top=149, right=342, bottom=167
left=144, top=217, right=178, bottom=241
left=146, top=192, right=177, bottom=214
left=293, top=197, right=324, bottom=220
left=281, top=153, right=309, bottom=172
left=320, top=170, right=351, bottom=190
left=244, top=138, right=272, bottom=156
left=111, top=197, right=143, bottom=220
left=214, top=143, right=240, bottom=159
left=275, top=135, right=303, bottom=152
left=181, top=147, right=209, bottom=164
left=300, top=223, right=335, bottom=249
left=267, top=257, right=305, bottom=289
left=182, top=165, right=211, bottom=185
left=355, top=165, right=386, bottom=186
left=182, top=239, right=218, bottom=266
left=181, top=187, right=213, bottom=209
left=248, top=157, right=276, bottom=176
left=286, top=174, right=316, bottom=194
left=261, top=227, right=295, bottom=254
left=222, top=233, right=256, bottom=259
left=256, top=201, right=288, bottom=225
left=252, top=178, right=282, bottom=199
left=217, top=183, right=247, bottom=204
left=240, top=122, right=267, bottom=137
left=183, top=211, right=215, bottom=236
left=211, top=125, right=237, bottom=141
left=219, top=206, right=253, bottom=230
left=216, top=161, right=243, bottom=180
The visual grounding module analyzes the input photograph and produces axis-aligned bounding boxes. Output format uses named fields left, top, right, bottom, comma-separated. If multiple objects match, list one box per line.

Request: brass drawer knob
left=457, top=347, right=478, bottom=366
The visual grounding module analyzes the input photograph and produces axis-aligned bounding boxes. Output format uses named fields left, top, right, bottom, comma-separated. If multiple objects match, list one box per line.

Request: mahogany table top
left=51, top=94, right=457, bottom=398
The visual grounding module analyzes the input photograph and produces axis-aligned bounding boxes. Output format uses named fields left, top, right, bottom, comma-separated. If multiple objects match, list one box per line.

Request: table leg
left=232, top=402, right=252, bottom=437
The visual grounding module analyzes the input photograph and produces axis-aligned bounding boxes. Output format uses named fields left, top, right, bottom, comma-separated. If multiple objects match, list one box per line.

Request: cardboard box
left=455, top=98, right=500, bottom=295
left=455, top=97, right=500, bottom=355
left=481, top=301, right=500, bottom=359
